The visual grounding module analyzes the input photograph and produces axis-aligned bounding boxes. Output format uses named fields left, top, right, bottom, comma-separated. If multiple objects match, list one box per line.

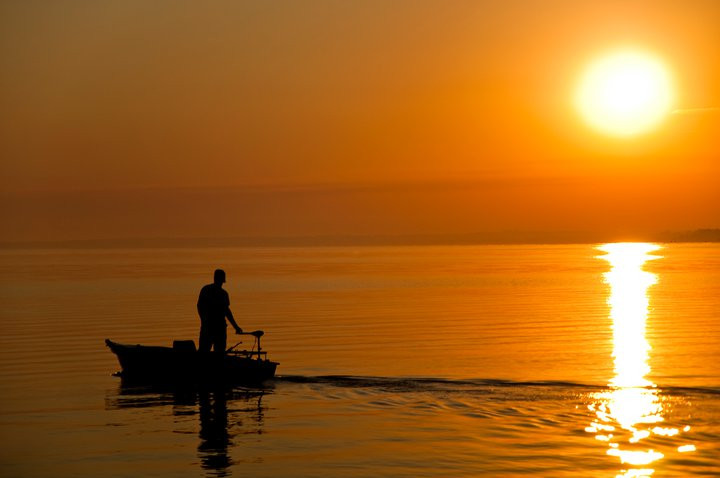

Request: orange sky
left=1, top=1, right=718, bottom=243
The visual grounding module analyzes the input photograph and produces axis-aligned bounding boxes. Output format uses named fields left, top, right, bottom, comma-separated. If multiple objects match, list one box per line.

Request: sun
left=575, top=50, right=674, bottom=137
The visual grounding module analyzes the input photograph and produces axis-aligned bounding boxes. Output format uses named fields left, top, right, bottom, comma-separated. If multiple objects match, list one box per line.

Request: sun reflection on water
left=588, top=243, right=694, bottom=477
left=602, top=243, right=658, bottom=389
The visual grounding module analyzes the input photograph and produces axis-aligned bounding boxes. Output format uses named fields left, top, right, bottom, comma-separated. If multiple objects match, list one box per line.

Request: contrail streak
left=672, top=107, right=720, bottom=115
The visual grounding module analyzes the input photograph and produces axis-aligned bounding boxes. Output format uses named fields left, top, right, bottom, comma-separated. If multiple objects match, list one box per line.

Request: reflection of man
left=197, top=269, right=242, bottom=353
left=198, top=391, right=231, bottom=474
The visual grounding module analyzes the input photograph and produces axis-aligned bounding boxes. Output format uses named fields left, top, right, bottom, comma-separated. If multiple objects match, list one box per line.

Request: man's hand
left=234, top=326, right=243, bottom=335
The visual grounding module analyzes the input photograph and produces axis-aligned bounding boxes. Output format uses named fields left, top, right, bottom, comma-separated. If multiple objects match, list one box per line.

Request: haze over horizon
left=1, top=1, right=718, bottom=243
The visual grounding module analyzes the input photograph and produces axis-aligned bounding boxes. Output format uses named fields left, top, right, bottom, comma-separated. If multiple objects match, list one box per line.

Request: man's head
left=213, top=269, right=226, bottom=285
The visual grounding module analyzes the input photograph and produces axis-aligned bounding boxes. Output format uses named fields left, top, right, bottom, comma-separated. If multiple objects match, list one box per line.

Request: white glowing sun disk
left=576, top=51, right=674, bottom=137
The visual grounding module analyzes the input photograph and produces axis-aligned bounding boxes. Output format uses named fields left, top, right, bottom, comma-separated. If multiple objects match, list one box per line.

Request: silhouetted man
left=197, top=269, right=242, bottom=353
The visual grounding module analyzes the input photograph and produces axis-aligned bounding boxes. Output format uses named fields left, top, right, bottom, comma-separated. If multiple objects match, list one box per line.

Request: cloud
left=672, top=107, right=720, bottom=115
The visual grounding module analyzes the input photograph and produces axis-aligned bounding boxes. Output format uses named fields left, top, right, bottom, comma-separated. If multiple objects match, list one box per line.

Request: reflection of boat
left=106, top=384, right=266, bottom=477
left=105, top=331, right=278, bottom=385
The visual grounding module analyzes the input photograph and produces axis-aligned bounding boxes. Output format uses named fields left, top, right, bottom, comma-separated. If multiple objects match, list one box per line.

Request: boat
left=106, top=331, right=278, bottom=385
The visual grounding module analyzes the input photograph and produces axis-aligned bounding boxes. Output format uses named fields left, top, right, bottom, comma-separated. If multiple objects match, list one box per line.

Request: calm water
left=0, top=244, right=718, bottom=477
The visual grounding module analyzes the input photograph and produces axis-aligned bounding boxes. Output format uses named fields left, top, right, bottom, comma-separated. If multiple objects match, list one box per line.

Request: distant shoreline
left=1, top=230, right=718, bottom=250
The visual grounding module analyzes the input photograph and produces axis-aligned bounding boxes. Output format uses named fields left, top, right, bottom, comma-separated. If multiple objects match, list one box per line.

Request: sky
left=1, top=0, right=718, bottom=243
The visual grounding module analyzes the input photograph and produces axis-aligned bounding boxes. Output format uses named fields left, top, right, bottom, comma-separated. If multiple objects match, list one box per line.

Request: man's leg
left=199, top=326, right=212, bottom=353
left=212, top=328, right=227, bottom=354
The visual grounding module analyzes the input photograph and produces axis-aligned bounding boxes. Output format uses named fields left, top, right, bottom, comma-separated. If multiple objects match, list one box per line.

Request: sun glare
left=576, top=50, right=674, bottom=137
left=587, top=243, right=696, bottom=471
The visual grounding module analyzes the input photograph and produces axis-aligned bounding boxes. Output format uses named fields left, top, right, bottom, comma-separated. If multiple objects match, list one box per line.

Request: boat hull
left=105, top=339, right=278, bottom=385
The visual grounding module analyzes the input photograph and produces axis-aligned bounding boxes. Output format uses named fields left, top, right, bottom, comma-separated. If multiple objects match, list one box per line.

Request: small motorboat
left=106, top=331, right=278, bottom=385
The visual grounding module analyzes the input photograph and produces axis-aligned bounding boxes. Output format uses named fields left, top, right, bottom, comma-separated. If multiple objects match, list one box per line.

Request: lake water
left=0, top=243, right=718, bottom=477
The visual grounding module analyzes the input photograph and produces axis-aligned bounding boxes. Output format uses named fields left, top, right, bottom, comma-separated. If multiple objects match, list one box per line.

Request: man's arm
left=226, top=308, right=242, bottom=334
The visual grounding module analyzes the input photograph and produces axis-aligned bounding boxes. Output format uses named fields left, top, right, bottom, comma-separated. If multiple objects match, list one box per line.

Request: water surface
left=0, top=243, right=718, bottom=476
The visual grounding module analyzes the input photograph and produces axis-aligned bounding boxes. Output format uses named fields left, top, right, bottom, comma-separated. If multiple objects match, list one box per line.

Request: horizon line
left=2, top=229, right=718, bottom=250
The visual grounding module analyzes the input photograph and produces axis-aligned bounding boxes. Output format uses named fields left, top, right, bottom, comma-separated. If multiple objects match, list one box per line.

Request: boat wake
left=277, top=374, right=720, bottom=396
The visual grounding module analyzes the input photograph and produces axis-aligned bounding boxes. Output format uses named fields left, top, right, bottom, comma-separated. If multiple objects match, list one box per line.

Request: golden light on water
left=601, top=243, right=660, bottom=389
left=587, top=243, right=695, bottom=475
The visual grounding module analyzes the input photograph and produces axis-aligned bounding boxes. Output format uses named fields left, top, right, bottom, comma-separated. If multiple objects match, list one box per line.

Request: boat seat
left=173, top=340, right=197, bottom=352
